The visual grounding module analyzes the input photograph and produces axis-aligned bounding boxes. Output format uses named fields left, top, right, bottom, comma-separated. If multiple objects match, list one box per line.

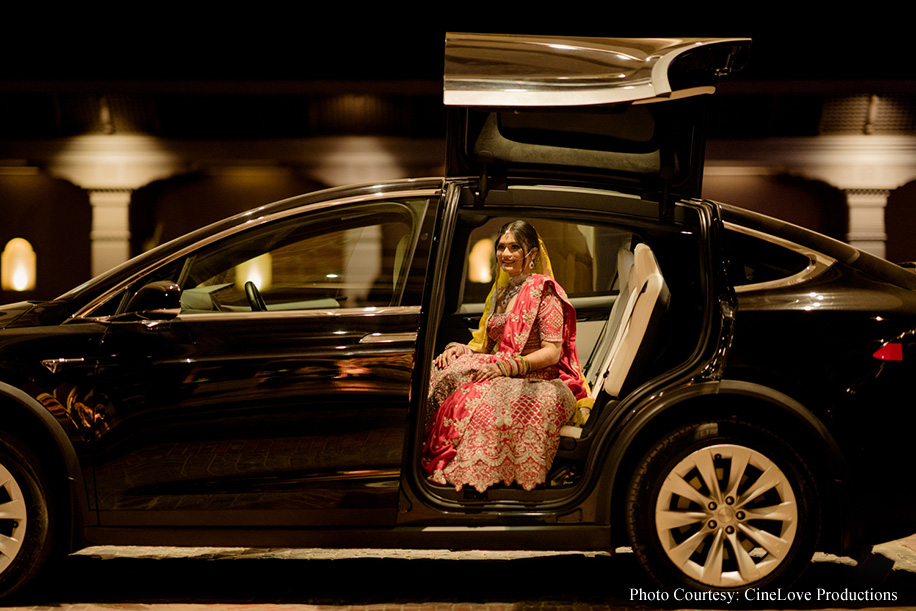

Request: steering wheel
left=244, top=281, right=267, bottom=311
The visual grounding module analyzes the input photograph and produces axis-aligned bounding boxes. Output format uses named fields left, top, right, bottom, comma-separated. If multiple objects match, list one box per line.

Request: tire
left=0, top=433, right=55, bottom=600
left=626, top=420, right=819, bottom=591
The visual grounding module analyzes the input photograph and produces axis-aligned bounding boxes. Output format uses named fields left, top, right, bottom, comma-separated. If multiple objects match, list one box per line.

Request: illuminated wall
left=0, top=173, right=91, bottom=302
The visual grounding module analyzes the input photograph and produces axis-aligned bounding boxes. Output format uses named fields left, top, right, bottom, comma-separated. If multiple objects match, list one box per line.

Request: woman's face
left=495, top=230, right=535, bottom=277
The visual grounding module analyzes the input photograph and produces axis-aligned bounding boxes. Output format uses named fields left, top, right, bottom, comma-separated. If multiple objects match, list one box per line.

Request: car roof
left=444, top=33, right=751, bottom=207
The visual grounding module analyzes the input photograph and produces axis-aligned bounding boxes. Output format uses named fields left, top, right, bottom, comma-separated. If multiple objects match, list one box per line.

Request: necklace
left=498, top=274, right=529, bottom=311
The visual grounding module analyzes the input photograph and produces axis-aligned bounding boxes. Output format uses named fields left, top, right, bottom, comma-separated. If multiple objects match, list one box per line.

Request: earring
left=530, top=259, right=535, bottom=270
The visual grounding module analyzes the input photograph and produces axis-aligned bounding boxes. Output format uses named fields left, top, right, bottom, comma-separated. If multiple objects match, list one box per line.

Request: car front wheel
left=626, top=420, right=819, bottom=591
left=0, top=433, right=55, bottom=600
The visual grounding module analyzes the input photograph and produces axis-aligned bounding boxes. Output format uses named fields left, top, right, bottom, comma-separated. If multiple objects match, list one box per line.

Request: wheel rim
left=654, top=443, right=798, bottom=588
left=0, top=462, right=27, bottom=573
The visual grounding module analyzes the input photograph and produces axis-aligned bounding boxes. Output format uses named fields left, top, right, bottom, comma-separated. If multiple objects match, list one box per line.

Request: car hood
left=444, top=34, right=750, bottom=204
left=0, top=301, right=36, bottom=329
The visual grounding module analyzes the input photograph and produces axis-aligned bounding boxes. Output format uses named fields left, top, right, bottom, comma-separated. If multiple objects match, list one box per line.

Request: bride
left=422, top=220, right=589, bottom=492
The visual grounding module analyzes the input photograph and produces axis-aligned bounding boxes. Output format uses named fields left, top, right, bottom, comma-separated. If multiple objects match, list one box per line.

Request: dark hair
left=496, top=220, right=540, bottom=256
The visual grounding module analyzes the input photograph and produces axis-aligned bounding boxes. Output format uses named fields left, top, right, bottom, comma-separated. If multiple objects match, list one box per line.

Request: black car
left=1, top=34, right=915, bottom=597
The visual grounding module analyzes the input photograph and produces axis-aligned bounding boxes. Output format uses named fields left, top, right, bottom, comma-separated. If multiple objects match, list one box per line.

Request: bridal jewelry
left=498, top=274, right=528, bottom=310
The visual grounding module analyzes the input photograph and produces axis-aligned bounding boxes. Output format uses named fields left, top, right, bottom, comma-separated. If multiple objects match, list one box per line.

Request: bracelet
left=496, top=355, right=531, bottom=377
left=445, top=342, right=472, bottom=355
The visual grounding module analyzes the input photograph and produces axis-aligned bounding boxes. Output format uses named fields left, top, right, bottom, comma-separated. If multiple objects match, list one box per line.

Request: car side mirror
left=121, top=281, right=182, bottom=320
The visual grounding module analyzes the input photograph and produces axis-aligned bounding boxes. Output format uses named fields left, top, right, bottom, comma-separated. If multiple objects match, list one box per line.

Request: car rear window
left=721, top=204, right=916, bottom=292
left=723, top=228, right=812, bottom=288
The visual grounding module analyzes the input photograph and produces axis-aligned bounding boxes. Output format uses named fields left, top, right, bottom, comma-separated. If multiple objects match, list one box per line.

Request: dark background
left=2, top=9, right=911, bottom=83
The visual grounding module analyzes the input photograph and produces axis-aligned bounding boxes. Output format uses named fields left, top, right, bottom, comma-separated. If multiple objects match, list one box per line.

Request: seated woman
left=422, top=220, right=589, bottom=492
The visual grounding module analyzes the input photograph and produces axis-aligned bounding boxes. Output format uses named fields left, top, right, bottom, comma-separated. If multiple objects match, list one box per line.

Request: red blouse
left=486, top=282, right=564, bottom=354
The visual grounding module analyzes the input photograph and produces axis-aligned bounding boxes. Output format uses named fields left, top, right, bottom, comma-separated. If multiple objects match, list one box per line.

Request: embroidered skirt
left=422, top=353, right=576, bottom=492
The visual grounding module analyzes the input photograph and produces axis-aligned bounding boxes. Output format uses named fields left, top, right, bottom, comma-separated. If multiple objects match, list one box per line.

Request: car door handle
left=41, top=357, right=88, bottom=374
left=359, top=332, right=418, bottom=344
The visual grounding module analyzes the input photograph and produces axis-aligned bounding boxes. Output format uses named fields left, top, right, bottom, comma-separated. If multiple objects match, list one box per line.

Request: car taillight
left=873, top=342, right=904, bottom=361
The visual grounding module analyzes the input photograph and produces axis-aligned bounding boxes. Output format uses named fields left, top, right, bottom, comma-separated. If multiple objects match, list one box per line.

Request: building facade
left=1, top=75, right=914, bottom=302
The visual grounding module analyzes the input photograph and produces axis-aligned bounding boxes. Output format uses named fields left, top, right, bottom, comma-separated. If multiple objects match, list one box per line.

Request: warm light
left=1, top=238, right=37, bottom=292
left=468, top=239, right=494, bottom=283
left=235, top=253, right=272, bottom=291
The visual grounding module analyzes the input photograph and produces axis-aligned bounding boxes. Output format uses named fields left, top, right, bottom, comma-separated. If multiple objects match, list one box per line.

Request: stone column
left=845, top=189, right=890, bottom=259
left=707, top=136, right=916, bottom=259
left=88, top=189, right=133, bottom=277
left=38, top=135, right=183, bottom=275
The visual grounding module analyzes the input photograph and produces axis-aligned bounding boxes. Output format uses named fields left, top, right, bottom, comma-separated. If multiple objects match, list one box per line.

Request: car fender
left=0, top=381, right=95, bottom=536
left=597, top=378, right=854, bottom=548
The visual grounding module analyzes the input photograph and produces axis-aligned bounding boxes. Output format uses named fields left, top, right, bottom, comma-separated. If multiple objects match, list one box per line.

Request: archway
left=0, top=173, right=91, bottom=301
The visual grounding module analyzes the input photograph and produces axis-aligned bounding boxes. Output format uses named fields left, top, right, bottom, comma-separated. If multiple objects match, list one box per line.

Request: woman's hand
left=434, top=344, right=466, bottom=368
left=472, top=362, right=503, bottom=381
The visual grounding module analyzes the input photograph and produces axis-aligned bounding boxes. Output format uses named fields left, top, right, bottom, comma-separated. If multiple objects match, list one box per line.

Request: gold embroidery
left=425, top=275, right=579, bottom=492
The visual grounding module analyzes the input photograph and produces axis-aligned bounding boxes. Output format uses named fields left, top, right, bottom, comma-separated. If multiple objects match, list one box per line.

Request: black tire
left=626, top=420, right=819, bottom=591
left=0, top=433, right=55, bottom=600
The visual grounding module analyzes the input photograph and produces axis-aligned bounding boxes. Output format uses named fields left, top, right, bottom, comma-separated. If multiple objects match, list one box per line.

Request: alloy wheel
left=0, top=462, right=27, bottom=573
left=654, top=442, right=798, bottom=588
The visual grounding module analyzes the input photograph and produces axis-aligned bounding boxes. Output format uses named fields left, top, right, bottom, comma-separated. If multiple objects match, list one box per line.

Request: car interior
left=425, top=201, right=702, bottom=499
left=177, top=201, right=430, bottom=313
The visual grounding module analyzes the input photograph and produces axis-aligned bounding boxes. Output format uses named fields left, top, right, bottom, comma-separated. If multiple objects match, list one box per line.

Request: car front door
left=88, top=192, right=439, bottom=528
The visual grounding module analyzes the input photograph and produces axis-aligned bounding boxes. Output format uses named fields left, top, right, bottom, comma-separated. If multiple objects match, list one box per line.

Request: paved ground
left=4, top=536, right=916, bottom=611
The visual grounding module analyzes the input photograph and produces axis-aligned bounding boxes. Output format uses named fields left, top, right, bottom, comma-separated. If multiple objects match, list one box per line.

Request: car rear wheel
left=626, top=421, right=819, bottom=590
left=0, top=433, right=55, bottom=600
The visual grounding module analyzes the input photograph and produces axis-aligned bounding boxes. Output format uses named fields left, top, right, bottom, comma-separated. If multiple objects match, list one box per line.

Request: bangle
left=496, top=355, right=531, bottom=377
left=446, top=342, right=472, bottom=355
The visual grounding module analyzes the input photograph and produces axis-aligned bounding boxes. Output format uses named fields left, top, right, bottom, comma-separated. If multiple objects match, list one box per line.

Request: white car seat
left=562, top=242, right=670, bottom=440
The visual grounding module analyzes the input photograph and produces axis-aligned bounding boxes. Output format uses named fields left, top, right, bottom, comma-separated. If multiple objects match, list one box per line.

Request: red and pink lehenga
left=422, top=274, right=588, bottom=492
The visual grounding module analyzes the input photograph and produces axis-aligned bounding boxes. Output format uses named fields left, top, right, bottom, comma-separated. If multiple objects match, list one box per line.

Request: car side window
left=724, top=228, right=811, bottom=288
left=105, top=198, right=433, bottom=317
left=176, top=199, right=432, bottom=313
